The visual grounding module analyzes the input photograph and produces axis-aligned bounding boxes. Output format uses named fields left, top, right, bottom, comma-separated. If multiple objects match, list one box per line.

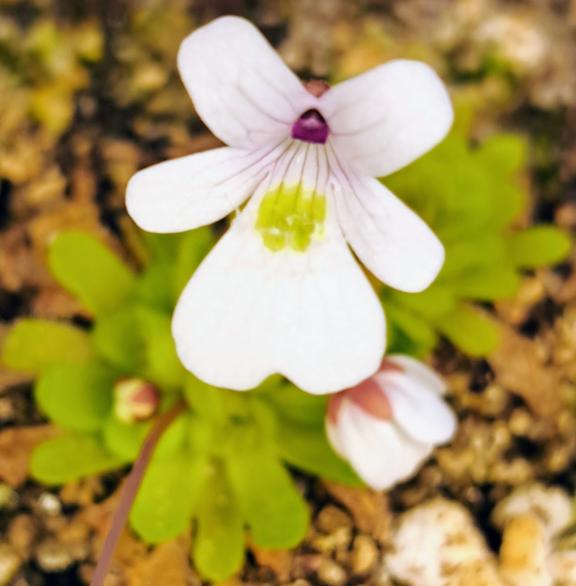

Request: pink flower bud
left=326, top=355, right=457, bottom=491
left=113, top=378, right=160, bottom=424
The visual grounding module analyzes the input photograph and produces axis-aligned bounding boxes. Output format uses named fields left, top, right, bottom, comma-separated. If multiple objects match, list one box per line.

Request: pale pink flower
left=127, top=17, right=452, bottom=394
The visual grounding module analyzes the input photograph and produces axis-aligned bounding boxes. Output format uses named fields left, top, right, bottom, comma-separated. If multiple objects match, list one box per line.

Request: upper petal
left=383, top=373, right=457, bottom=444
left=386, top=354, right=446, bottom=396
left=330, top=166, right=444, bottom=292
left=332, top=400, right=432, bottom=490
left=172, top=202, right=385, bottom=395
left=126, top=145, right=276, bottom=233
left=178, top=16, right=314, bottom=148
left=321, top=60, right=453, bottom=177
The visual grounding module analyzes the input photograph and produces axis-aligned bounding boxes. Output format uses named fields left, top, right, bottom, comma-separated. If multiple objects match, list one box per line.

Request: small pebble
left=387, top=498, right=504, bottom=586
left=310, top=527, right=352, bottom=554
left=350, top=534, right=379, bottom=575
left=0, top=398, right=15, bottom=422
left=34, top=540, right=73, bottom=572
left=37, top=493, right=62, bottom=516
left=0, top=543, right=21, bottom=586
left=492, top=483, right=572, bottom=537
left=8, top=515, right=37, bottom=556
left=0, top=484, right=18, bottom=510
left=316, top=506, right=352, bottom=533
left=316, top=559, right=348, bottom=586
left=499, top=514, right=551, bottom=586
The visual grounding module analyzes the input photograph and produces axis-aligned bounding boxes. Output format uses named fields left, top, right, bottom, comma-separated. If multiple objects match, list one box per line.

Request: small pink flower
left=127, top=16, right=452, bottom=394
left=326, top=355, right=457, bottom=490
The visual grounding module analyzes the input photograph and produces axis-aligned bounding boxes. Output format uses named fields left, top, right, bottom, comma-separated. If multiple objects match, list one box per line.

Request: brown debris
left=489, top=325, right=562, bottom=417
left=0, top=426, right=59, bottom=488
left=125, top=538, right=196, bottom=586
left=323, top=483, right=391, bottom=544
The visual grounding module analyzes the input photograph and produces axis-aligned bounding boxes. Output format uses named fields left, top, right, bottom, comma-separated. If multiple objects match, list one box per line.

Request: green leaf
left=193, top=462, right=244, bottom=582
left=93, top=306, right=186, bottom=390
left=103, top=416, right=150, bottom=461
left=227, top=443, right=309, bottom=549
left=438, top=304, right=501, bottom=356
left=49, top=231, right=136, bottom=315
left=445, top=266, right=520, bottom=300
left=144, top=313, right=186, bottom=390
left=509, top=226, right=571, bottom=268
left=384, top=302, right=438, bottom=353
left=93, top=308, right=145, bottom=374
left=261, top=382, right=328, bottom=426
left=35, top=363, right=114, bottom=432
left=441, top=236, right=508, bottom=279
left=141, top=232, right=182, bottom=264
left=153, top=413, right=188, bottom=458
left=135, top=264, right=175, bottom=312
left=389, top=286, right=455, bottom=320
left=477, top=132, right=527, bottom=175
left=130, top=447, right=206, bottom=544
left=31, top=434, right=123, bottom=484
left=1, top=319, right=94, bottom=374
left=184, top=374, right=224, bottom=421
left=173, top=228, right=215, bottom=298
left=276, top=418, right=362, bottom=487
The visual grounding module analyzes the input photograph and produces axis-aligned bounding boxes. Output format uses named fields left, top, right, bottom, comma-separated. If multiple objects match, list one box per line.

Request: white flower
left=326, top=355, right=457, bottom=490
left=126, top=16, right=453, bottom=394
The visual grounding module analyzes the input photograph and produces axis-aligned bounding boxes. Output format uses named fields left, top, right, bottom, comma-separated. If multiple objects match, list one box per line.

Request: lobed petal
left=172, top=202, right=385, bottom=395
left=330, top=400, right=432, bottom=490
left=178, top=16, right=314, bottom=149
left=126, top=145, right=276, bottom=233
left=321, top=60, right=453, bottom=177
left=329, top=164, right=444, bottom=292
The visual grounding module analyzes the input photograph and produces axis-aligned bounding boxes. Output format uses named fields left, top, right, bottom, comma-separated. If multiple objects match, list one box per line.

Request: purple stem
left=90, top=400, right=187, bottom=586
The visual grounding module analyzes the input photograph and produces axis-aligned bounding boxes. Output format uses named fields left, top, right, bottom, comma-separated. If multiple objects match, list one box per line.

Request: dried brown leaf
left=323, top=482, right=391, bottom=544
left=489, top=326, right=562, bottom=417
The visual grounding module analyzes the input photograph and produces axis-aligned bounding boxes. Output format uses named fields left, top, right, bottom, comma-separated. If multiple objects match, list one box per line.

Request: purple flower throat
left=291, top=109, right=329, bottom=144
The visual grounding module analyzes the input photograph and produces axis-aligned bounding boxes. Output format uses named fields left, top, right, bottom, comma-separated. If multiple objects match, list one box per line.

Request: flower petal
left=321, top=60, right=453, bottom=177
left=126, top=146, right=277, bottom=233
left=386, top=354, right=446, bottom=395
left=331, top=400, right=431, bottom=490
left=330, top=167, right=444, bottom=292
left=172, top=207, right=385, bottom=394
left=178, top=16, right=314, bottom=148
left=384, top=373, right=457, bottom=444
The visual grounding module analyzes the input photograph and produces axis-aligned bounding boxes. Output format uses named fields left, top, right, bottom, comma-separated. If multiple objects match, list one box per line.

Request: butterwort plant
left=1, top=15, right=486, bottom=583
left=127, top=15, right=454, bottom=394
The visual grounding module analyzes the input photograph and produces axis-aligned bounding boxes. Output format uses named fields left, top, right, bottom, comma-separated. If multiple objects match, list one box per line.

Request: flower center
left=291, top=109, right=329, bottom=144
left=255, top=142, right=329, bottom=253
left=256, top=182, right=326, bottom=252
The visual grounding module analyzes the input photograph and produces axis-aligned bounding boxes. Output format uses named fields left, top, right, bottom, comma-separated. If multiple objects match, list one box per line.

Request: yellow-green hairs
left=256, top=183, right=326, bottom=252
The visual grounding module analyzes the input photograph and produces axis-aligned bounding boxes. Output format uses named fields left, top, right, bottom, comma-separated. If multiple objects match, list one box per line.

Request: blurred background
left=0, top=0, right=576, bottom=584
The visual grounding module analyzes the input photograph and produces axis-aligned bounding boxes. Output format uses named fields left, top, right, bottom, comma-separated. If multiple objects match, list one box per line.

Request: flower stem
left=90, top=400, right=187, bottom=586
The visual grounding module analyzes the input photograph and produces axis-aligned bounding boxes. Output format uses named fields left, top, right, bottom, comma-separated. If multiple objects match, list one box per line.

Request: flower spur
left=126, top=16, right=453, bottom=394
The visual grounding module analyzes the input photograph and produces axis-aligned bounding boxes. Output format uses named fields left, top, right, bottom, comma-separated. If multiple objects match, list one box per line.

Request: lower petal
left=172, top=213, right=385, bottom=395
left=330, top=163, right=444, bottom=292
left=126, top=145, right=278, bottom=233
